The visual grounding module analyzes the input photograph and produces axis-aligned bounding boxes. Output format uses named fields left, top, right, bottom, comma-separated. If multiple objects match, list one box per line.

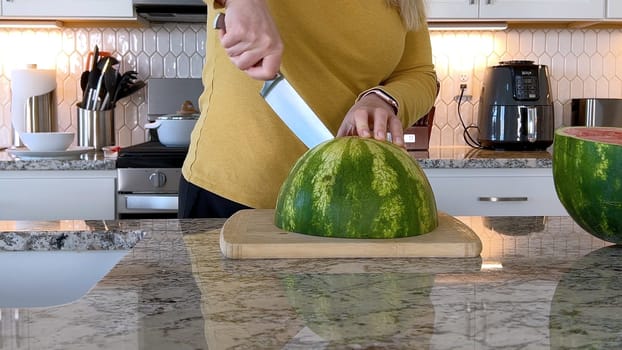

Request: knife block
left=404, top=106, right=435, bottom=151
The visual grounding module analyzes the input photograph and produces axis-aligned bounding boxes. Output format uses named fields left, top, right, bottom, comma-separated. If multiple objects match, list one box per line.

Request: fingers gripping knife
left=213, top=12, right=334, bottom=148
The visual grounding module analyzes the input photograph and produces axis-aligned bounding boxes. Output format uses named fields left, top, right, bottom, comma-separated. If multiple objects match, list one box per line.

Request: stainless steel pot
left=144, top=100, right=199, bottom=147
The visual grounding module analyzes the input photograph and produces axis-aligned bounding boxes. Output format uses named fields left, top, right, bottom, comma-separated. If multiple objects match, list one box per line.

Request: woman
left=179, top=0, right=438, bottom=218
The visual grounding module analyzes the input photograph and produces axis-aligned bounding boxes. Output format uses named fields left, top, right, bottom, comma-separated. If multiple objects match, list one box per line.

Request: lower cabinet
left=423, top=168, right=567, bottom=217
left=0, top=170, right=116, bottom=221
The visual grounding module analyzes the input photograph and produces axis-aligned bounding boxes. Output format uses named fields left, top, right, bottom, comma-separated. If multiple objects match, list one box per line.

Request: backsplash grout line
left=1, top=26, right=622, bottom=148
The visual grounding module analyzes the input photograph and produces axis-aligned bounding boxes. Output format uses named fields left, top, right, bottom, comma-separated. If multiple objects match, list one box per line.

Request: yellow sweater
left=182, top=0, right=438, bottom=209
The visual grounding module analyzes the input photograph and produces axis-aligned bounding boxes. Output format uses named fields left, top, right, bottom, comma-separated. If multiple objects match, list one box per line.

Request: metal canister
left=77, top=103, right=115, bottom=149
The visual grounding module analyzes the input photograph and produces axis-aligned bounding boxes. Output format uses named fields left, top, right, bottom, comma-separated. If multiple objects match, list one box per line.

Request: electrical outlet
left=454, top=71, right=473, bottom=103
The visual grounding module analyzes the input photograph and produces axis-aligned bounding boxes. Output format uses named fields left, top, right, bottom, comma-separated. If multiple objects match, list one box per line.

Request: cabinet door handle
left=469, top=0, right=476, bottom=4
left=478, top=196, right=528, bottom=202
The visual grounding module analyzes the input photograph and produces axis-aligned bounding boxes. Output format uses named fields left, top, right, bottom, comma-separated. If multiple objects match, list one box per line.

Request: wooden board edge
left=221, top=240, right=483, bottom=259
left=219, top=209, right=483, bottom=259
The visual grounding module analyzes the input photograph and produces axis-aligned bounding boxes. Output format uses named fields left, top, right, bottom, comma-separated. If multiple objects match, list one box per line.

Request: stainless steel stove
left=116, top=78, right=202, bottom=219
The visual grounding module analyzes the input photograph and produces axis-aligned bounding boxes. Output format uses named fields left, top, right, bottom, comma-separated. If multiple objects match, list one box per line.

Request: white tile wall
left=429, top=28, right=622, bottom=148
left=1, top=25, right=621, bottom=148
left=0, top=24, right=206, bottom=148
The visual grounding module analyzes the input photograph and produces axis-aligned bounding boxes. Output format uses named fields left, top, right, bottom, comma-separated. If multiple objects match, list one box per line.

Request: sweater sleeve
left=379, top=23, right=438, bottom=128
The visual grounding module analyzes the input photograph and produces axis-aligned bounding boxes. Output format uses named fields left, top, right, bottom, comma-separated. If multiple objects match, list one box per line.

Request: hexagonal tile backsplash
left=1, top=24, right=622, bottom=148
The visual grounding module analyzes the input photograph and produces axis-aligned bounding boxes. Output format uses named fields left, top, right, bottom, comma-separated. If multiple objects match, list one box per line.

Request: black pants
left=178, top=175, right=251, bottom=218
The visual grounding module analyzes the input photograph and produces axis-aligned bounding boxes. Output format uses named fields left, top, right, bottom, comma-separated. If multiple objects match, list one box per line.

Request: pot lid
left=156, top=114, right=199, bottom=120
left=156, top=100, right=200, bottom=120
left=497, top=60, right=536, bottom=66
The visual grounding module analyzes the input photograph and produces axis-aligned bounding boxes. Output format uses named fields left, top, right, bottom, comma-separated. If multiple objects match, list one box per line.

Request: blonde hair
left=387, top=0, right=427, bottom=31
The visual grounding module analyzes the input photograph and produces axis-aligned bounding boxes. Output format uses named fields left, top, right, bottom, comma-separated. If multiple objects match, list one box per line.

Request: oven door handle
left=123, top=195, right=179, bottom=211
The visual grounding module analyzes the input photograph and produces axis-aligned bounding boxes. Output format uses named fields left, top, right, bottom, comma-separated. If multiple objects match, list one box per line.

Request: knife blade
left=260, top=73, right=334, bottom=148
left=213, top=13, right=334, bottom=148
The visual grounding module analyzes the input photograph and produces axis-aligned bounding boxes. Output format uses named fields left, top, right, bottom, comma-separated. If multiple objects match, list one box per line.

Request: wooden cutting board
left=219, top=209, right=482, bottom=259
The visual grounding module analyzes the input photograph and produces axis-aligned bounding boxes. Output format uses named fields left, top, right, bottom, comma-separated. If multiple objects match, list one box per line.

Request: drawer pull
left=478, top=196, right=528, bottom=202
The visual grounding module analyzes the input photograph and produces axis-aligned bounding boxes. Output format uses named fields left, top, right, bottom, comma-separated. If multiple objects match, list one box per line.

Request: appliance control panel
left=513, top=68, right=540, bottom=101
left=117, top=168, right=181, bottom=193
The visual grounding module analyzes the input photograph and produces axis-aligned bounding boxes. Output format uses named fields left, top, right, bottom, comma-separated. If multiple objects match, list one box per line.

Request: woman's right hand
left=216, top=0, right=283, bottom=80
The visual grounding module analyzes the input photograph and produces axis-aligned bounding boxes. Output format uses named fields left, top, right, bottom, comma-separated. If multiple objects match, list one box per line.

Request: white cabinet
left=426, top=0, right=605, bottom=21
left=0, top=170, right=116, bottom=221
left=425, top=0, right=479, bottom=19
left=426, top=0, right=479, bottom=20
left=1, top=0, right=134, bottom=19
left=423, top=168, right=568, bottom=216
left=607, top=1, right=622, bottom=18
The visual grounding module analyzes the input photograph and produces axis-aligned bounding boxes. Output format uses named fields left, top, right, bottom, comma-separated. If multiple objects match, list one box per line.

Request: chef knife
left=214, top=13, right=334, bottom=148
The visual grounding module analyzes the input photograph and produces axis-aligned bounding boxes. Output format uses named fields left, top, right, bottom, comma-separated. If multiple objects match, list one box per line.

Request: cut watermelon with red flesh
left=553, top=126, right=622, bottom=243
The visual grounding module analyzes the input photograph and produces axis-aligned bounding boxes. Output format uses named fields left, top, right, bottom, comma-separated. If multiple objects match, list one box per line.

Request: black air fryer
left=477, top=60, right=554, bottom=150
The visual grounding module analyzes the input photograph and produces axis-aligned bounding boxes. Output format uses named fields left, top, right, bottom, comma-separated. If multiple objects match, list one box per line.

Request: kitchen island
left=0, top=214, right=616, bottom=349
left=0, top=146, right=550, bottom=171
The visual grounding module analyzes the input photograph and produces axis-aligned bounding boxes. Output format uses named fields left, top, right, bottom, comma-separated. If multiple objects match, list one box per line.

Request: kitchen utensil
left=114, top=80, right=146, bottom=102
left=112, top=70, right=139, bottom=104
left=80, top=71, right=89, bottom=93
left=477, top=60, right=554, bottom=150
left=85, top=47, right=109, bottom=71
left=101, top=67, right=118, bottom=110
left=96, top=55, right=118, bottom=70
left=144, top=100, right=199, bottom=147
left=92, top=57, right=112, bottom=110
left=260, top=73, right=334, bottom=148
left=213, top=13, right=333, bottom=148
left=219, top=209, right=482, bottom=259
left=84, top=68, right=101, bottom=110
left=82, top=45, right=100, bottom=109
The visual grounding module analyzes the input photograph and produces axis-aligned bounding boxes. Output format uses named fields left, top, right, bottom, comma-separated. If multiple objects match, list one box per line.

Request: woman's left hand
left=336, top=93, right=405, bottom=148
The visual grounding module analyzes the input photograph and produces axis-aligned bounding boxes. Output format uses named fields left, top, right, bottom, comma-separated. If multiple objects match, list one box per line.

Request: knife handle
left=213, top=12, right=281, bottom=82
left=259, top=73, right=285, bottom=98
left=213, top=12, right=226, bottom=30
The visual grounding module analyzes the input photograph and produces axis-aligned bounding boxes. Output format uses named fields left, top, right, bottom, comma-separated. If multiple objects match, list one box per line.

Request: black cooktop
left=116, top=141, right=188, bottom=168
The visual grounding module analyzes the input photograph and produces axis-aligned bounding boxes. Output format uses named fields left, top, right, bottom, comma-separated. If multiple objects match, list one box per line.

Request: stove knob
left=148, top=171, right=167, bottom=188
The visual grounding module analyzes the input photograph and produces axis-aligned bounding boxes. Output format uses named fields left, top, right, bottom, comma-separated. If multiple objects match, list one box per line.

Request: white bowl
left=20, top=132, right=74, bottom=152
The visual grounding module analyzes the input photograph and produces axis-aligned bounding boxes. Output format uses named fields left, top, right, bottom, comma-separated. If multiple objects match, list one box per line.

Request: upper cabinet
left=426, top=0, right=479, bottom=19
left=1, top=0, right=134, bottom=19
left=427, top=0, right=606, bottom=21
left=607, top=1, right=622, bottom=18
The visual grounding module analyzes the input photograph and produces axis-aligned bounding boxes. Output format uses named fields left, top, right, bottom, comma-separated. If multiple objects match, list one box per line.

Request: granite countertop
left=0, top=215, right=617, bottom=349
left=0, top=149, right=116, bottom=170
left=413, top=146, right=552, bottom=168
left=0, top=146, right=552, bottom=171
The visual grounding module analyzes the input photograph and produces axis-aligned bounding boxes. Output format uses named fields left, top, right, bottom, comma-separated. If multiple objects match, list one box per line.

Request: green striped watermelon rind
left=274, top=136, right=439, bottom=239
left=552, top=126, right=622, bottom=243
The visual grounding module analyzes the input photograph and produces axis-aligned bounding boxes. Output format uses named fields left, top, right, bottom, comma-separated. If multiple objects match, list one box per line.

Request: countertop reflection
left=0, top=215, right=616, bottom=349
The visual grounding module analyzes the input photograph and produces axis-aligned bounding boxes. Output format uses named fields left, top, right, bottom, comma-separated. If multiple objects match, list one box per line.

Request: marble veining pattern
left=0, top=146, right=553, bottom=171
left=0, top=151, right=115, bottom=170
left=0, top=220, right=144, bottom=251
left=416, top=157, right=551, bottom=169
left=0, top=215, right=617, bottom=349
left=414, top=146, right=553, bottom=168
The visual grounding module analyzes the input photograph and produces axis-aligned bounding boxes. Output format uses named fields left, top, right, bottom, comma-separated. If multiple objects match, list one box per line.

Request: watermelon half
left=552, top=126, right=622, bottom=243
left=274, top=136, right=438, bottom=239
left=550, top=246, right=622, bottom=348
left=282, top=273, right=435, bottom=344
